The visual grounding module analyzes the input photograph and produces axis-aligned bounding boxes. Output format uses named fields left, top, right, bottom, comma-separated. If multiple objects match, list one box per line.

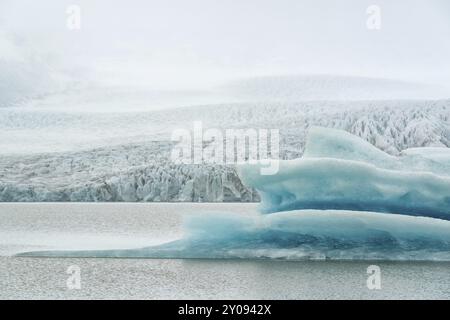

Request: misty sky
left=1, top=0, right=450, bottom=90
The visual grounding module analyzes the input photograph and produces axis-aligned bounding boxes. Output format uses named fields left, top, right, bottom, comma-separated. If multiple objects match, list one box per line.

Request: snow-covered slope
left=222, top=75, right=450, bottom=101
left=1, top=99, right=449, bottom=155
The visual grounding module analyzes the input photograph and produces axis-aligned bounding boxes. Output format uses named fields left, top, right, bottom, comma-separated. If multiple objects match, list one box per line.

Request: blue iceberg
left=238, top=127, right=450, bottom=219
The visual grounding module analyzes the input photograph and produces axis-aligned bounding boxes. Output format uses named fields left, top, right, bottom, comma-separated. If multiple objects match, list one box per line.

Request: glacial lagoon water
left=0, top=203, right=449, bottom=299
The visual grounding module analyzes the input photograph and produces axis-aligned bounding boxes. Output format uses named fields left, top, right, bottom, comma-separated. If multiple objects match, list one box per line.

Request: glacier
left=1, top=100, right=449, bottom=202
left=238, top=127, right=450, bottom=219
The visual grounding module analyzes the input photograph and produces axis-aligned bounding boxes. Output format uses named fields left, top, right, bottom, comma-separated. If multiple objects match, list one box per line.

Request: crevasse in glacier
left=238, top=126, right=450, bottom=219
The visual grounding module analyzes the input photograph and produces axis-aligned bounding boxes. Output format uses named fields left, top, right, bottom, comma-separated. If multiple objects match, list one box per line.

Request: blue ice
left=18, top=210, right=450, bottom=260
left=238, top=127, right=450, bottom=219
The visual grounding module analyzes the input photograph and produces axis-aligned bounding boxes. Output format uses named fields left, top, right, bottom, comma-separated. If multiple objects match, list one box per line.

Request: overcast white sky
left=1, top=0, right=450, bottom=90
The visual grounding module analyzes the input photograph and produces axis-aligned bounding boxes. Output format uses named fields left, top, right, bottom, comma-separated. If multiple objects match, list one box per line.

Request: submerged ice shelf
left=18, top=127, right=450, bottom=260
left=18, top=210, right=450, bottom=260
